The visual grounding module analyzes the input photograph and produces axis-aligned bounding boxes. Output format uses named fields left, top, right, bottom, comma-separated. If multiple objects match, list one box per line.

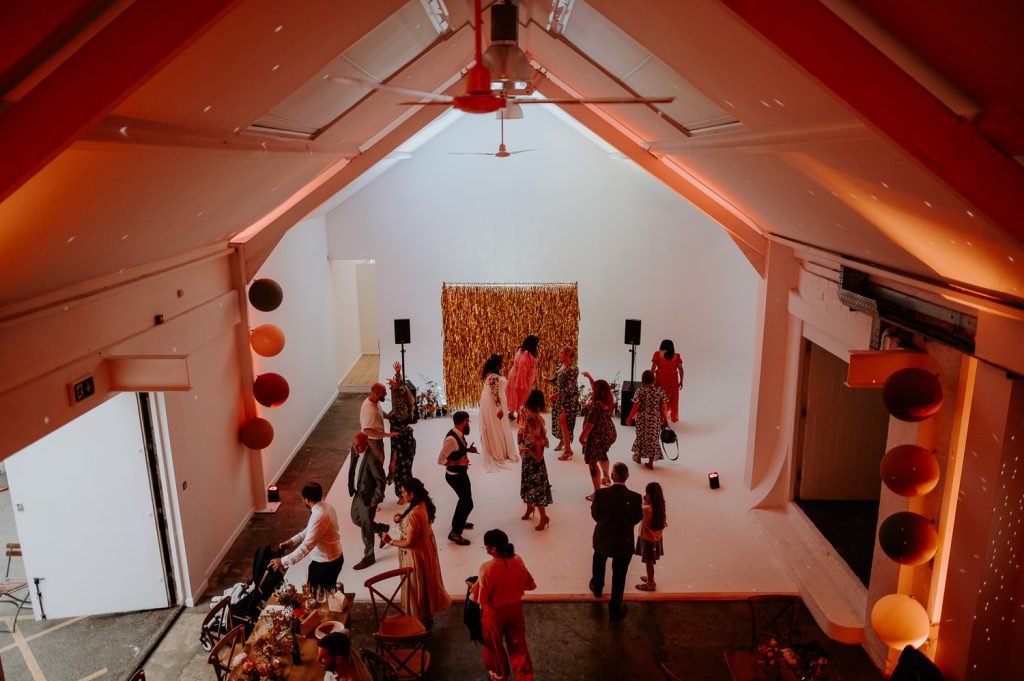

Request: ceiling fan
left=449, top=116, right=536, bottom=158
left=330, top=0, right=674, bottom=115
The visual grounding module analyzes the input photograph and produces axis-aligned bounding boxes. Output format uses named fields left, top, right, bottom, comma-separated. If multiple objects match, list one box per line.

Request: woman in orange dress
left=382, top=477, right=452, bottom=623
left=506, top=335, right=540, bottom=419
left=471, top=529, right=537, bottom=681
left=651, top=339, right=684, bottom=422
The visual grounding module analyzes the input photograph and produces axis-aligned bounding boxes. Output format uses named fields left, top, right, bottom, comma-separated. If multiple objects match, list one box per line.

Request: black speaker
left=619, top=381, right=638, bottom=426
left=394, top=319, right=411, bottom=345
left=624, top=319, right=641, bottom=346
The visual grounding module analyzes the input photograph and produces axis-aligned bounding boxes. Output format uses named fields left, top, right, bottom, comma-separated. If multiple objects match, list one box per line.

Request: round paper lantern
left=253, top=373, right=290, bottom=407
left=880, top=445, right=940, bottom=497
left=879, top=512, right=938, bottom=566
left=882, top=368, right=943, bottom=422
left=240, top=417, right=274, bottom=449
left=870, top=594, right=930, bottom=649
left=248, top=278, right=283, bottom=312
left=250, top=324, right=286, bottom=357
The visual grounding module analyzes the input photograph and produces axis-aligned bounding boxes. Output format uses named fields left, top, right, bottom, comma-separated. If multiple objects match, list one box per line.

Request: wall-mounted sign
left=69, top=375, right=95, bottom=404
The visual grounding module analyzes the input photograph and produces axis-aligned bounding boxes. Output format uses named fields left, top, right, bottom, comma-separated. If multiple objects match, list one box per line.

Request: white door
left=5, top=392, right=170, bottom=618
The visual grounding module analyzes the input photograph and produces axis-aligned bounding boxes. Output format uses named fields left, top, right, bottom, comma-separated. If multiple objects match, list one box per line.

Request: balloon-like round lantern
left=880, top=445, right=940, bottom=497
left=240, top=417, right=275, bottom=449
left=250, top=324, right=286, bottom=357
left=253, top=373, right=290, bottom=407
left=870, top=594, right=930, bottom=649
left=879, top=512, right=938, bottom=566
left=882, top=368, right=943, bottom=422
left=248, top=278, right=283, bottom=312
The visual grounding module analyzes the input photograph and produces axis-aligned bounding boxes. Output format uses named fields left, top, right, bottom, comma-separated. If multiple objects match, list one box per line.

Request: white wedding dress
left=479, top=373, right=519, bottom=471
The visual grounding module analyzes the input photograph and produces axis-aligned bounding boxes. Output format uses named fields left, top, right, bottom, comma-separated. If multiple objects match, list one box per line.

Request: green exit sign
left=70, top=376, right=95, bottom=404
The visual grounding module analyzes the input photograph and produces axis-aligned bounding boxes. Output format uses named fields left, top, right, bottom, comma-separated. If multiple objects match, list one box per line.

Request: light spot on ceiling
left=274, top=25, right=284, bottom=33
left=203, top=105, right=213, bottom=112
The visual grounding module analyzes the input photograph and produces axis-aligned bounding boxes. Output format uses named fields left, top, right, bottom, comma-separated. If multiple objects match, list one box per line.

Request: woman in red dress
left=651, top=339, right=684, bottom=422
left=506, top=335, right=539, bottom=420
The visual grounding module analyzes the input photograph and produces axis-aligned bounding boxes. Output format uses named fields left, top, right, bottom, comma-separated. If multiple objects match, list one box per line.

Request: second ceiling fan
left=331, top=0, right=675, bottom=115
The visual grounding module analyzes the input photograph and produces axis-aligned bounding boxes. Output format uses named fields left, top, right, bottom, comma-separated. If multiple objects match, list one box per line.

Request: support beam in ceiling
left=719, top=0, right=1024, bottom=247
left=235, top=78, right=469, bottom=280
left=534, top=76, right=767, bottom=276
left=0, top=0, right=239, bottom=203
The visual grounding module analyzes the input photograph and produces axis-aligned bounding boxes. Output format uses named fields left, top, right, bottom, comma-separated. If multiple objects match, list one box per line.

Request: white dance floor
left=285, top=384, right=795, bottom=603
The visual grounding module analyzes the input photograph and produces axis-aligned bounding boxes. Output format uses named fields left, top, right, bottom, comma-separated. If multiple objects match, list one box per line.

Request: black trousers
left=592, top=551, right=632, bottom=617
left=445, top=470, right=473, bottom=534
left=307, top=554, right=344, bottom=592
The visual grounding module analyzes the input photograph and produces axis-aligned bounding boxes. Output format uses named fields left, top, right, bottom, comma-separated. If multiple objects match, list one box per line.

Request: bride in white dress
left=479, top=354, right=519, bottom=471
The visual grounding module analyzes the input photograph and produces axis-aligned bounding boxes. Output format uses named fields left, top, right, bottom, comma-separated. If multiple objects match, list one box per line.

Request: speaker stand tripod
left=628, top=342, right=637, bottom=385
left=399, top=343, right=407, bottom=382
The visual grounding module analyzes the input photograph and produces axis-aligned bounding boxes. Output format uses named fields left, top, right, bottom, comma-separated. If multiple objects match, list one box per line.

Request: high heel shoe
left=535, top=516, right=550, bottom=531
left=601, top=475, right=612, bottom=487
left=521, top=507, right=534, bottom=520
left=557, top=451, right=573, bottom=461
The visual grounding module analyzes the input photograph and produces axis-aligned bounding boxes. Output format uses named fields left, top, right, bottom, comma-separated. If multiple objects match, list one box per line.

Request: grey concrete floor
left=2, top=395, right=885, bottom=679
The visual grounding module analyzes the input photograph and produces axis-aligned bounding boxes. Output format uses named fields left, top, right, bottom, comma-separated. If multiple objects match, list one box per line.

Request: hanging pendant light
left=481, top=1, right=534, bottom=90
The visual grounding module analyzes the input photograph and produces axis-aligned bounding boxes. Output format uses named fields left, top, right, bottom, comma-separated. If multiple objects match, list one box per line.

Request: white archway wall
left=324, top=107, right=760, bottom=442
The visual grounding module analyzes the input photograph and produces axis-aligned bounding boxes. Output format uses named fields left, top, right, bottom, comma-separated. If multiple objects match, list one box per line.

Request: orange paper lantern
left=240, top=417, right=274, bottom=449
left=253, top=373, right=290, bottom=407
left=879, top=512, right=938, bottom=566
left=248, top=278, right=283, bottom=312
left=880, top=445, right=940, bottom=497
left=250, top=324, right=286, bottom=357
left=870, top=594, right=930, bottom=649
left=882, top=368, right=943, bottom=422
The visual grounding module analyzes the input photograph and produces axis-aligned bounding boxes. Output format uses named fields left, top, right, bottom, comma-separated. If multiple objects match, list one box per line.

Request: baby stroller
left=201, top=544, right=284, bottom=648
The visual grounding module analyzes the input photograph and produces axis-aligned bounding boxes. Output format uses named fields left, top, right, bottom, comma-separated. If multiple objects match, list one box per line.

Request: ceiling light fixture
left=482, top=1, right=533, bottom=91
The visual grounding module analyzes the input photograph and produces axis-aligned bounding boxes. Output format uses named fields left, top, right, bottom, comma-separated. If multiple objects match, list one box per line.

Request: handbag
left=660, top=427, right=679, bottom=461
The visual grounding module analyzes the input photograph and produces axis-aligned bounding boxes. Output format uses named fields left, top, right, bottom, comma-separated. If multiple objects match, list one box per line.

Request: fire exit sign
left=70, top=375, right=95, bottom=404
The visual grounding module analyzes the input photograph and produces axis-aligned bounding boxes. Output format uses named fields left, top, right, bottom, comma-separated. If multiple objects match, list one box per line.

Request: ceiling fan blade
left=328, top=75, right=454, bottom=102
left=396, top=100, right=455, bottom=106
left=507, top=149, right=539, bottom=155
left=448, top=152, right=498, bottom=155
left=513, top=96, right=676, bottom=105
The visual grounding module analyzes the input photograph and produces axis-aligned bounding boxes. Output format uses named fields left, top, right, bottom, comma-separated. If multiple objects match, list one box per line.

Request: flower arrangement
left=232, top=606, right=295, bottom=680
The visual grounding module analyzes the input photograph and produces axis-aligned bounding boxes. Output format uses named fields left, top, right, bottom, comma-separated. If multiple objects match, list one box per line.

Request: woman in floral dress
left=626, top=370, right=669, bottom=469
left=518, top=390, right=552, bottom=531
left=386, top=361, right=417, bottom=499
left=550, top=346, right=580, bottom=461
left=506, top=335, right=539, bottom=420
left=580, top=371, right=617, bottom=500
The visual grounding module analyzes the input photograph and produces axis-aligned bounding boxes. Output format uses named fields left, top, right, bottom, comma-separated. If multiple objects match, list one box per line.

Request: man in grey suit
left=348, top=432, right=388, bottom=570
left=590, top=462, right=643, bottom=621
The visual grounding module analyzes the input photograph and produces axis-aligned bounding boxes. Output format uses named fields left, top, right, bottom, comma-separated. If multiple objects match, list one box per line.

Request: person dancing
left=479, top=354, right=519, bottom=471
left=386, top=361, right=417, bottom=500
left=518, top=390, right=552, bottom=531
left=580, top=372, right=616, bottom=501
left=651, top=339, right=684, bottom=422
left=626, top=370, right=668, bottom=469
left=472, top=529, right=537, bottom=681
left=551, top=346, right=580, bottom=461
left=506, top=335, right=539, bottom=420
left=381, top=477, right=452, bottom=624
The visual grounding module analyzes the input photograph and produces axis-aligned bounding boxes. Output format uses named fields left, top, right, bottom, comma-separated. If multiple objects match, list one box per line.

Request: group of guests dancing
left=266, top=335, right=680, bottom=681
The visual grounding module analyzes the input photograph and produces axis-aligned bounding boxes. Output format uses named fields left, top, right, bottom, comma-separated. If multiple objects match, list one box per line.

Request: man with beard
left=437, top=410, right=477, bottom=545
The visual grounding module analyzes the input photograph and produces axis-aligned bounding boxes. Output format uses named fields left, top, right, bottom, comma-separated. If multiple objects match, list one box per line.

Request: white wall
left=325, top=107, right=759, bottom=428
left=331, top=259, right=364, bottom=379
left=356, top=262, right=380, bottom=354
left=251, top=215, right=342, bottom=483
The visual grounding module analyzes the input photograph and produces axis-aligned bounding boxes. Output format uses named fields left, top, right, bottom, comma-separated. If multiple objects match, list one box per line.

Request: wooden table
left=723, top=650, right=801, bottom=681
left=233, top=592, right=354, bottom=681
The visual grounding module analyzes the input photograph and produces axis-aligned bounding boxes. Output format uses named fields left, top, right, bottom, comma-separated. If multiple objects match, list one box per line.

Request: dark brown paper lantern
left=882, top=368, right=943, bottom=422
left=248, top=278, right=283, bottom=312
left=240, top=417, right=274, bottom=449
left=880, top=445, right=940, bottom=497
left=879, top=512, right=937, bottom=566
left=250, top=324, right=286, bottom=356
left=253, top=373, right=290, bottom=407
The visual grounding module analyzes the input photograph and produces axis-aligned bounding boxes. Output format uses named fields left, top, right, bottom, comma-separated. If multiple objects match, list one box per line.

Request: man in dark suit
left=348, top=432, right=388, bottom=570
left=590, top=462, right=643, bottom=621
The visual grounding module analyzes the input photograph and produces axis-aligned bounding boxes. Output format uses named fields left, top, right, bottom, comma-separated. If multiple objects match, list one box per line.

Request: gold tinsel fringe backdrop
left=441, top=283, right=580, bottom=409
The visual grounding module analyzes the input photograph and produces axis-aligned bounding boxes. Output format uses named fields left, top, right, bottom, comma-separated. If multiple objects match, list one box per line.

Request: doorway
left=4, top=392, right=175, bottom=619
left=793, top=340, right=890, bottom=586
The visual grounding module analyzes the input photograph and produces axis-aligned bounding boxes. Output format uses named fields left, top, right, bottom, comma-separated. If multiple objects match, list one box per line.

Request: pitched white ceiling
left=1, top=0, right=1022, bottom=312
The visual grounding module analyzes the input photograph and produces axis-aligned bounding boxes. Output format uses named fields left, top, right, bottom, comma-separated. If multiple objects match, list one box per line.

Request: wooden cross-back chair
left=200, top=597, right=234, bottom=651
left=364, top=567, right=430, bottom=679
left=360, top=647, right=400, bottom=681
left=207, top=623, right=246, bottom=680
